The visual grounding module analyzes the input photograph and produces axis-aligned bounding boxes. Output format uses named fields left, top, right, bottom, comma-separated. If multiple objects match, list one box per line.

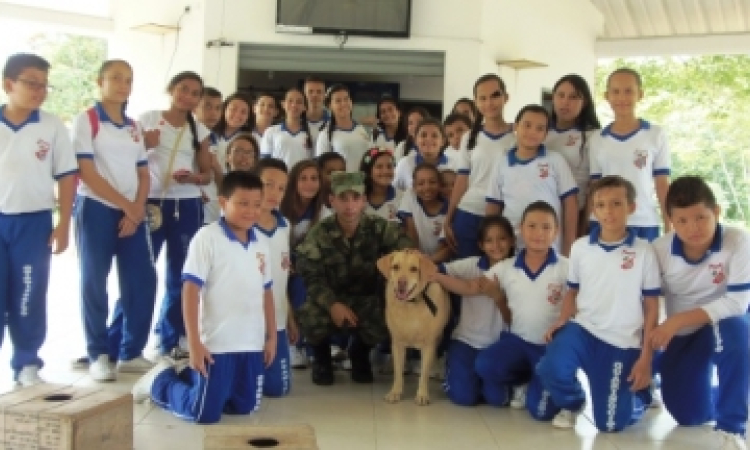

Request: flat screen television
left=276, top=0, right=411, bottom=38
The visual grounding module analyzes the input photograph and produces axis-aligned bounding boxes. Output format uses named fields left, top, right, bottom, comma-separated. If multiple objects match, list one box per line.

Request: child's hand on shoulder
left=189, top=340, right=214, bottom=377
left=264, top=334, right=277, bottom=368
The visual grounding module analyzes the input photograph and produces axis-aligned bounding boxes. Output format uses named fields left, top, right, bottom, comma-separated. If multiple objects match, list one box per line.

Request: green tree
left=596, top=56, right=750, bottom=227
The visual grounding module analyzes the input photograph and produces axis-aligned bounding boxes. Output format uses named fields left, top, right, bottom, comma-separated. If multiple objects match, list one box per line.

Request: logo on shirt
left=633, top=149, right=648, bottom=169
left=256, top=253, right=266, bottom=276
left=433, top=219, right=442, bottom=237
left=281, top=252, right=291, bottom=271
left=710, top=263, right=725, bottom=284
left=35, top=139, right=50, bottom=161
left=547, top=283, right=563, bottom=305
left=621, top=249, right=636, bottom=270
left=127, top=125, right=141, bottom=143
left=565, top=135, right=580, bottom=147
left=538, top=162, right=549, bottom=179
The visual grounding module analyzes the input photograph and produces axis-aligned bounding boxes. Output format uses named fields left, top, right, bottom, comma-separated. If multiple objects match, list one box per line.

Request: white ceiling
left=593, top=0, right=750, bottom=40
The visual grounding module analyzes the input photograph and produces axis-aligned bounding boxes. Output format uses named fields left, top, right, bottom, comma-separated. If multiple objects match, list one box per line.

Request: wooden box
left=0, top=384, right=133, bottom=450
left=204, top=424, right=318, bottom=450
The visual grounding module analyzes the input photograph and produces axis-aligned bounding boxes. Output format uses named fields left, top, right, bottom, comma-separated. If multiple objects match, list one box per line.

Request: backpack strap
left=86, top=107, right=99, bottom=140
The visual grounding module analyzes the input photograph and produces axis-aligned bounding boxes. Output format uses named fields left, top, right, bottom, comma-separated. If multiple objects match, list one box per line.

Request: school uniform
left=398, top=191, right=447, bottom=256
left=536, top=228, right=660, bottom=432
left=140, top=111, right=210, bottom=354
left=438, top=256, right=507, bottom=406
left=0, top=106, right=77, bottom=377
left=393, top=151, right=459, bottom=192
left=475, top=250, right=567, bottom=418
left=545, top=127, right=596, bottom=209
left=393, top=141, right=416, bottom=164
left=366, top=186, right=402, bottom=223
left=314, top=122, right=370, bottom=172
left=202, top=133, right=223, bottom=225
left=150, top=219, right=271, bottom=424
left=307, top=111, right=329, bottom=146
left=261, top=122, right=312, bottom=170
left=373, top=128, right=397, bottom=153
left=73, top=103, right=157, bottom=363
left=653, top=225, right=750, bottom=437
left=454, top=130, right=515, bottom=258
left=589, top=120, right=670, bottom=241
left=485, top=145, right=578, bottom=250
left=255, top=210, right=292, bottom=397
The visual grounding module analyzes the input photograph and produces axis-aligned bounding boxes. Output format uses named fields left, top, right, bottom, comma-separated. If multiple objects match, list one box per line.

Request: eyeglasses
left=16, top=78, right=53, bottom=92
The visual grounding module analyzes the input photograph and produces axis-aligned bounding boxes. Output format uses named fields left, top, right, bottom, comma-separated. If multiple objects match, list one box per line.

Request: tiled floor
left=1, top=240, right=748, bottom=449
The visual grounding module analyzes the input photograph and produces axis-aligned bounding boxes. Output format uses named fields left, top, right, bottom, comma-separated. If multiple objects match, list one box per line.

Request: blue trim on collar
left=481, top=128, right=512, bottom=140
left=549, top=122, right=580, bottom=133
left=254, top=209, right=289, bottom=237
left=368, top=186, right=397, bottom=209
left=416, top=152, right=448, bottom=165
left=600, top=119, right=651, bottom=141
left=209, top=133, right=218, bottom=146
left=507, top=145, right=547, bottom=166
left=377, top=127, right=394, bottom=142
left=308, top=110, right=330, bottom=124
left=281, top=121, right=304, bottom=136
left=671, top=224, right=723, bottom=265
left=334, top=121, right=359, bottom=132
left=95, top=102, right=131, bottom=128
left=0, top=105, right=40, bottom=132
left=476, top=255, right=491, bottom=270
left=416, top=197, right=448, bottom=218
left=588, top=227, right=636, bottom=251
left=219, top=217, right=257, bottom=246
left=513, top=249, right=558, bottom=281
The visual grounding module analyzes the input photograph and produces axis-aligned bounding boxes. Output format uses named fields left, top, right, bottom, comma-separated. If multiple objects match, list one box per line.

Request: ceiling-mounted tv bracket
left=334, top=31, right=348, bottom=50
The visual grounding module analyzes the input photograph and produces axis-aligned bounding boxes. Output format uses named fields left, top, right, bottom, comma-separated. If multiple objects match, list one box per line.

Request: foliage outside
left=596, top=56, right=750, bottom=227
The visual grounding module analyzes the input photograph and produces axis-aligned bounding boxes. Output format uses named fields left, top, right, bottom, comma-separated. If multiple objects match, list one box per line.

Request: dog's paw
left=384, top=391, right=402, bottom=403
left=414, top=392, right=431, bottom=406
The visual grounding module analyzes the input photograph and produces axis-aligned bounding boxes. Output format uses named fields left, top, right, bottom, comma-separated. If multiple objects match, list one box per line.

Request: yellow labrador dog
left=377, top=250, right=450, bottom=405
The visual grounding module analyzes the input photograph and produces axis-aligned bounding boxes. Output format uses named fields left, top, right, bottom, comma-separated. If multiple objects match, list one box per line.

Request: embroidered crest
left=633, top=149, right=648, bottom=169
left=621, top=249, right=636, bottom=270
left=565, top=135, right=579, bottom=147
left=281, top=252, right=291, bottom=271
left=547, top=283, right=563, bottom=305
left=538, top=162, right=549, bottom=179
left=433, top=219, right=442, bottom=237
left=35, top=139, right=50, bottom=161
left=256, top=253, right=266, bottom=276
left=710, top=263, right=725, bottom=284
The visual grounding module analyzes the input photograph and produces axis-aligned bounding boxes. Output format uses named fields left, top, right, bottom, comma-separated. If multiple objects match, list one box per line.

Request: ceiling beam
left=597, top=32, right=750, bottom=57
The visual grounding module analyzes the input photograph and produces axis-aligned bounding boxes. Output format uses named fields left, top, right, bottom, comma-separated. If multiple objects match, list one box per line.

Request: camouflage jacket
left=295, top=213, right=414, bottom=309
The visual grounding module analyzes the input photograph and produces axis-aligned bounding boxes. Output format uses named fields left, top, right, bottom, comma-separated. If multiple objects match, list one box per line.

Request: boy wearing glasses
left=0, top=53, right=77, bottom=386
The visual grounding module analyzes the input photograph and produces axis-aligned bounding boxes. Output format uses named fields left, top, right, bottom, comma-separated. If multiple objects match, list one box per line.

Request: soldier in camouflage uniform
left=295, top=171, right=413, bottom=385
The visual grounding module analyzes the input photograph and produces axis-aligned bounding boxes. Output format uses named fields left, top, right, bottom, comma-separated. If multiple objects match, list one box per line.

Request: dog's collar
left=406, top=282, right=438, bottom=317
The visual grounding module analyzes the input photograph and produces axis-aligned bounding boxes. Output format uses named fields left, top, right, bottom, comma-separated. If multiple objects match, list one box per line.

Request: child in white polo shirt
left=537, top=175, right=660, bottom=432
left=0, top=53, right=77, bottom=386
left=651, top=176, right=750, bottom=450
left=132, top=171, right=276, bottom=424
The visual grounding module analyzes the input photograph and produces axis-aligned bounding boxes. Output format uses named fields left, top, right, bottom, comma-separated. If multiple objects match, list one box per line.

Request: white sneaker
left=131, top=360, right=174, bottom=403
left=70, top=355, right=90, bottom=370
left=290, top=347, right=308, bottom=369
left=117, top=356, right=154, bottom=374
left=717, top=430, right=748, bottom=450
left=89, top=355, right=116, bottom=382
left=552, top=408, right=580, bottom=429
left=649, top=385, right=663, bottom=408
left=510, top=384, right=528, bottom=409
left=16, top=365, right=44, bottom=387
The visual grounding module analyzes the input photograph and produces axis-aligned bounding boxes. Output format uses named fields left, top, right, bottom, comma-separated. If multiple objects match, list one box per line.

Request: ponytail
left=299, top=110, right=313, bottom=150
left=186, top=113, right=200, bottom=152
left=467, top=112, right=483, bottom=151
left=326, top=114, right=337, bottom=151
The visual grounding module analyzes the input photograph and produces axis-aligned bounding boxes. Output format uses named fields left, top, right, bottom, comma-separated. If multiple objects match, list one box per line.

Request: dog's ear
left=377, top=253, right=394, bottom=279
left=417, top=254, right=438, bottom=291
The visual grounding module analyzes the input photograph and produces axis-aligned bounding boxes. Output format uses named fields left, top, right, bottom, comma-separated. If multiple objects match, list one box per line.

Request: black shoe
left=312, top=361, right=335, bottom=386
left=349, top=335, right=373, bottom=384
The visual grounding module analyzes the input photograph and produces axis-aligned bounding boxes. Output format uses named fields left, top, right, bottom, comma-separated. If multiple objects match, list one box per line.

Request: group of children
left=0, top=50, right=747, bottom=448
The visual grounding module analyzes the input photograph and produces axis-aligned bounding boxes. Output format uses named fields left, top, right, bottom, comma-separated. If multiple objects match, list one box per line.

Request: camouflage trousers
left=297, top=294, right=388, bottom=347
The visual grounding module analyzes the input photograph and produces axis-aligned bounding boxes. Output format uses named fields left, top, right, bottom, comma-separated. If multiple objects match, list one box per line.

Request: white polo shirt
left=182, top=219, right=272, bottom=353
left=393, top=151, right=459, bottom=192
left=73, top=103, right=147, bottom=209
left=486, top=249, right=568, bottom=345
left=255, top=210, right=291, bottom=331
left=440, top=256, right=507, bottom=349
left=314, top=122, right=371, bottom=172
left=306, top=110, right=329, bottom=146
left=366, top=185, right=402, bottom=222
left=0, top=107, right=77, bottom=214
left=398, top=190, right=447, bottom=255
left=545, top=126, right=596, bottom=208
left=653, top=225, right=750, bottom=335
left=589, top=120, right=671, bottom=227
left=568, top=229, right=661, bottom=349
left=456, top=129, right=516, bottom=216
left=373, top=129, right=397, bottom=153
left=485, top=145, right=578, bottom=249
left=212, top=130, right=241, bottom=173
left=140, top=111, right=210, bottom=199
left=261, top=122, right=312, bottom=170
